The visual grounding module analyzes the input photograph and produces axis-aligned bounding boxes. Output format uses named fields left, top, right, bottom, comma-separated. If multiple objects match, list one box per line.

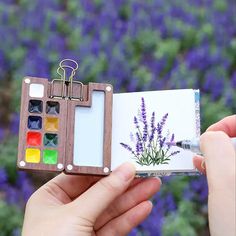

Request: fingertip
left=112, top=162, right=136, bottom=182
left=148, top=176, right=162, bottom=187
left=146, top=200, right=153, bottom=209
left=134, top=200, right=153, bottom=218
left=200, top=131, right=230, bottom=153
left=206, top=115, right=236, bottom=137
left=145, top=177, right=162, bottom=193
left=139, top=200, right=153, bottom=219
left=96, top=200, right=154, bottom=235
left=193, top=155, right=206, bottom=174
left=156, top=177, right=162, bottom=186
left=206, top=124, right=215, bottom=131
left=193, top=155, right=203, bottom=165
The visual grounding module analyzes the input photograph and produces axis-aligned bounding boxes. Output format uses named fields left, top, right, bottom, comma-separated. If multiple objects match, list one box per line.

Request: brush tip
left=165, top=141, right=176, bottom=146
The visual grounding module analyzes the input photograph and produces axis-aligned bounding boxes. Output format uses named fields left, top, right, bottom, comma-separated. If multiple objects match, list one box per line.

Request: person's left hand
left=22, top=163, right=161, bottom=236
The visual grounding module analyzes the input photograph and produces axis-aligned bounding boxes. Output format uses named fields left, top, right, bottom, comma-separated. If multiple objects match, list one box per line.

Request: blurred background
left=0, top=0, right=235, bottom=235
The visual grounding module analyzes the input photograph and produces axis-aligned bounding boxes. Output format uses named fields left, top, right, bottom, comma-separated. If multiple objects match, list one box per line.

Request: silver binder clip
left=50, top=59, right=84, bottom=100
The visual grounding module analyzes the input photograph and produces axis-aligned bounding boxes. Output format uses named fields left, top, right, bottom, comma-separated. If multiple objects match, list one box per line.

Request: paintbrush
left=166, top=137, right=236, bottom=154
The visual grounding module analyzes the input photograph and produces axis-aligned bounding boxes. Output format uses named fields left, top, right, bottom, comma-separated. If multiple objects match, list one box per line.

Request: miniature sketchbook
left=111, top=89, right=200, bottom=177
left=17, top=59, right=200, bottom=177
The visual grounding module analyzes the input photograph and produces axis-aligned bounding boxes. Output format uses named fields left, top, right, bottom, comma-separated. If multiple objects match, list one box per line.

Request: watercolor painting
left=120, top=97, right=180, bottom=166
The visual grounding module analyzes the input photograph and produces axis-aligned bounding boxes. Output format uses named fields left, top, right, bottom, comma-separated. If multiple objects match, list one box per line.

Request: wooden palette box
left=17, top=77, right=113, bottom=175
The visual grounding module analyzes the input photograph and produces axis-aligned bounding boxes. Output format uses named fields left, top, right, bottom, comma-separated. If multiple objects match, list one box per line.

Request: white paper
left=111, top=89, right=200, bottom=175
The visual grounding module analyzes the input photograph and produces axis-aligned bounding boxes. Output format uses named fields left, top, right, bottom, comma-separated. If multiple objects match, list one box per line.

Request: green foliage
left=201, top=95, right=232, bottom=132
left=162, top=201, right=206, bottom=236
left=161, top=177, right=189, bottom=201
left=213, top=0, right=227, bottom=12
left=134, top=66, right=152, bottom=86
left=155, top=39, right=181, bottom=61
left=0, top=200, right=23, bottom=236
left=0, top=136, right=19, bottom=183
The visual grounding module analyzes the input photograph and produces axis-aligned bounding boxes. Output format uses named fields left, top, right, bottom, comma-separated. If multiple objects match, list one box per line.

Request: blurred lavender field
left=0, top=0, right=235, bottom=235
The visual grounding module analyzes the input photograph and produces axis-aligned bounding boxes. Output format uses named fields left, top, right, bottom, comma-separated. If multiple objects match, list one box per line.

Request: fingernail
left=113, top=162, right=136, bottom=182
left=155, top=177, right=162, bottom=185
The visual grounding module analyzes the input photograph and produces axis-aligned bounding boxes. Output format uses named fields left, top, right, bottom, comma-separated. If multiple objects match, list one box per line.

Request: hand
left=193, top=115, right=236, bottom=236
left=22, top=163, right=161, bottom=236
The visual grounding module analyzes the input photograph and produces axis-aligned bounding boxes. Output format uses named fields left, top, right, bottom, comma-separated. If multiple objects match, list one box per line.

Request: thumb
left=71, top=162, right=136, bottom=222
left=200, top=131, right=235, bottom=191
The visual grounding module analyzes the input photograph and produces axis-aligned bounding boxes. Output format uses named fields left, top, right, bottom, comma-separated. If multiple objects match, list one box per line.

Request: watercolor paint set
left=17, top=59, right=200, bottom=177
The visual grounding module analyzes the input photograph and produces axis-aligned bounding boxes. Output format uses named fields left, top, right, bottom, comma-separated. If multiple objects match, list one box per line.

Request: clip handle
left=50, top=59, right=84, bottom=100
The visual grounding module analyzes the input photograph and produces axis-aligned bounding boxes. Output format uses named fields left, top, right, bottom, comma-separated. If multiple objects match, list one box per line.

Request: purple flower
left=183, top=187, right=195, bottom=201
left=231, top=71, right=236, bottom=88
left=135, top=132, right=143, bottom=154
left=141, top=97, right=147, bottom=121
left=134, top=116, right=139, bottom=129
left=165, top=193, right=177, bottom=211
left=129, top=132, right=135, bottom=142
left=141, top=97, right=148, bottom=141
left=129, top=228, right=140, bottom=236
left=156, top=123, right=162, bottom=138
left=10, top=113, right=20, bottom=135
left=203, top=70, right=225, bottom=100
left=166, top=133, right=175, bottom=149
left=149, top=112, right=156, bottom=142
left=120, top=142, right=134, bottom=154
left=143, top=123, right=148, bottom=142
left=0, top=128, right=5, bottom=141
left=157, top=113, right=169, bottom=146
left=168, top=150, right=180, bottom=157
left=0, top=168, right=7, bottom=186
left=16, top=172, right=34, bottom=202
left=141, top=97, right=147, bottom=124
left=190, top=176, right=208, bottom=202
left=121, top=98, right=178, bottom=165
left=1, top=1, right=235, bottom=234
left=135, top=142, right=141, bottom=155
left=12, top=229, right=21, bottom=236
left=157, top=113, right=168, bottom=135
left=160, top=137, right=166, bottom=148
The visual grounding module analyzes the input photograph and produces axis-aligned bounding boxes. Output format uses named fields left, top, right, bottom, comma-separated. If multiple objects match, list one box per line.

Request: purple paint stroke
left=141, top=97, right=148, bottom=142
left=129, top=132, right=135, bottom=142
left=168, top=150, right=180, bottom=157
left=120, top=143, right=135, bottom=155
left=135, top=132, right=143, bottom=154
left=134, top=116, right=139, bottom=129
left=160, top=137, right=166, bottom=148
left=157, top=113, right=169, bottom=146
left=149, top=111, right=156, bottom=142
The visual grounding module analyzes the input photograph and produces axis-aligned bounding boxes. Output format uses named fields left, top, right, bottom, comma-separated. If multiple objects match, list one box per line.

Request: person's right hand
left=193, top=115, right=236, bottom=236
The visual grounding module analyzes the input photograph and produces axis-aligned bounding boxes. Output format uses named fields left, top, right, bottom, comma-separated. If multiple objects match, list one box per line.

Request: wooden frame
left=66, top=83, right=113, bottom=175
left=17, top=77, right=113, bottom=175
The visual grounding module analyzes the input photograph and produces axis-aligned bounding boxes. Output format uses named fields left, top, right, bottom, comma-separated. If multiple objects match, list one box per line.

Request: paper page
left=111, top=89, right=200, bottom=175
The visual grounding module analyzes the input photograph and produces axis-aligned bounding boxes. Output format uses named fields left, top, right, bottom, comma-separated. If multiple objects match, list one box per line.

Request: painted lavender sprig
left=120, top=97, right=180, bottom=166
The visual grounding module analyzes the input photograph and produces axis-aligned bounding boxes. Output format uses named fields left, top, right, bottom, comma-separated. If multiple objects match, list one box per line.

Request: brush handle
left=180, top=137, right=236, bottom=154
